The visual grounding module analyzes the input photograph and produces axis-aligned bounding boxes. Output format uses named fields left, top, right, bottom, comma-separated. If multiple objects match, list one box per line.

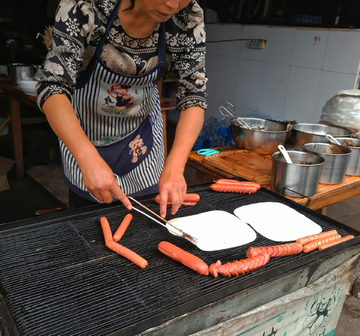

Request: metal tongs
left=128, top=197, right=198, bottom=245
left=219, top=102, right=263, bottom=130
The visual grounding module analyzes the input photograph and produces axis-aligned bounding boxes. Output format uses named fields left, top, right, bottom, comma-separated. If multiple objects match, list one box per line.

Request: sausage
left=318, top=235, right=354, bottom=250
left=107, top=241, right=148, bottom=269
left=158, top=241, right=209, bottom=275
left=100, top=216, right=113, bottom=246
left=303, top=234, right=342, bottom=253
left=214, top=179, right=261, bottom=190
left=100, top=216, right=148, bottom=268
left=209, top=252, right=271, bottom=278
left=209, top=260, right=221, bottom=278
left=210, top=184, right=258, bottom=194
left=113, top=213, right=133, bottom=242
left=154, top=193, right=200, bottom=205
left=246, top=243, right=303, bottom=258
left=296, top=230, right=338, bottom=245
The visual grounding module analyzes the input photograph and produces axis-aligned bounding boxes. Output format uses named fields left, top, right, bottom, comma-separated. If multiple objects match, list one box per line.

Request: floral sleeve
left=36, top=0, right=105, bottom=111
left=36, top=0, right=207, bottom=112
left=167, top=0, right=207, bottom=111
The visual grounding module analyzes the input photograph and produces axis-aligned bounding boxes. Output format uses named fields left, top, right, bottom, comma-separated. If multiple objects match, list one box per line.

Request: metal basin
left=231, top=118, right=290, bottom=155
left=271, top=150, right=325, bottom=197
left=291, top=123, right=353, bottom=150
left=327, top=137, right=360, bottom=176
left=302, top=143, right=351, bottom=184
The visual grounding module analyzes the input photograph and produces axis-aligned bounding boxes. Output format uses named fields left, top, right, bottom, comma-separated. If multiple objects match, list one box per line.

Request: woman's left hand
left=158, top=166, right=187, bottom=218
left=157, top=106, right=205, bottom=218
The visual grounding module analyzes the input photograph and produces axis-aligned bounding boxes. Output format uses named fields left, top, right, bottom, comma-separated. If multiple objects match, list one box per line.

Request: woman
left=36, top=0, right=207, bottom=218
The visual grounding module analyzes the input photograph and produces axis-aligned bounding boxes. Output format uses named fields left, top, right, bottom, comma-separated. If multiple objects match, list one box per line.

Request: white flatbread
left=233, top=202, right=322, bottom=242
left=166, top=210, right=256, bottom=251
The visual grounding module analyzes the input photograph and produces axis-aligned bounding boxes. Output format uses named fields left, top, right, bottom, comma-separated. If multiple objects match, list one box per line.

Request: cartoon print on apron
left=60, top=0, right=167, bottom=202
left=99, top=83, right=143, bottom=116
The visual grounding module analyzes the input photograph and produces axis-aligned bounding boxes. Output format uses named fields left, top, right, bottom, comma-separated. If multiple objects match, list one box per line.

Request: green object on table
left=197, top=148, right=220, bottom=157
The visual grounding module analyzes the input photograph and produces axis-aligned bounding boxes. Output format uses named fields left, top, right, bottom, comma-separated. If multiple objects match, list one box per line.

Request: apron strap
left=157, top=22, right=166, bottom=79
left=96, top=0, right=121, bottom=57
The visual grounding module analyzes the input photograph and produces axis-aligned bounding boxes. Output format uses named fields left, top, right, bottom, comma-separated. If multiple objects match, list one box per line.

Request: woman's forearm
left=166, top=106, right=205, bottom=171
left=42, top=94, right=99, bottom=167
left=42, top=93, right=132, bottom=208
left=157, top=106, right=204, bottom=217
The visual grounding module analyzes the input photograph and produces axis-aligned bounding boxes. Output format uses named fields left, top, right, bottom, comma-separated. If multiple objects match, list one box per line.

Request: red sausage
left=215, top=179, right=261, bottom=190
left=158, top=241, right=209, bottom=275
left=210, top=184, right=258, bottom=194
left=209, top=260, right=222, bottom=278
left=318, top=235, right=354, bottom=250
left=107, top=241, right=148, bottom=269
left=100, top=216, right=113, bottom=246
left=296, top=230, right=338, bottom=245
left=154, top=193, right=200, bottom=205
left=113, top=213, right=133, bottom=242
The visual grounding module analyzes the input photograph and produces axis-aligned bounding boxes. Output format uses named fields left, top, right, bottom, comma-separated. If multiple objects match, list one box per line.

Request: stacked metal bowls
left=231, top=118, right=291, bottom=155
left=291, top=123, right=353, bottom=150
left=271, top=150, right=325, bottom=197
left=302, top=143, right=351, bottom=184
left=327, top=137, right=360, bottom=176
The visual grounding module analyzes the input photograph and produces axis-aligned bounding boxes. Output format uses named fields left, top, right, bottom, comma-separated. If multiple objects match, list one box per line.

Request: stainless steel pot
left=327, top=137, right=360, bottom=176
left=7, top=63, right=33, bottom=83
left=231, top=117, right=290, bottom=155
left=291, top=123, right=353, bottom=150
left=271, top=150, right=325, bottom=197
left=302, top=143, right=351, bottom=184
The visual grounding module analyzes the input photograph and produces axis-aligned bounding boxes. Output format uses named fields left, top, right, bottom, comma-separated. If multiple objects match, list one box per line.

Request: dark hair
left=123, top=0, right=196, bottom=14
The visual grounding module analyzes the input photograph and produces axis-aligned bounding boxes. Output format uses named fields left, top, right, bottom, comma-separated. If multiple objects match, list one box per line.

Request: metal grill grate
left=0, top=185, right=359, bottom=335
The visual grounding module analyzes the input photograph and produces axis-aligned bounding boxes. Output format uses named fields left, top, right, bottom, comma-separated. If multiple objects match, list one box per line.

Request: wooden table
left=187, top=145, right=360, bottom=213
left=0, top=79, right=47, bottom=179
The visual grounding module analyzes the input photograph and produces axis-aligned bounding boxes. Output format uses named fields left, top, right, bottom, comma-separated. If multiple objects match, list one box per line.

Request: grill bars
left=0, top=187, right=358, bottom=336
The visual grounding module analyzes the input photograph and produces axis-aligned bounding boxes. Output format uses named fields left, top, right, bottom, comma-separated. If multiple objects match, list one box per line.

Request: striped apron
left=60, top=0, right=166, bottom=202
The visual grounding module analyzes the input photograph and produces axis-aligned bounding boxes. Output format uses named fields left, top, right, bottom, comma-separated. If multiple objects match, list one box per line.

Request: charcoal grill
left=0, top=183, right=359, bottom=336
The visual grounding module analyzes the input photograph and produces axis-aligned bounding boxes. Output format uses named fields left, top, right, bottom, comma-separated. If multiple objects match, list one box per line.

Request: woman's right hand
left=42, top=95, right=132, bottom=210
left=79, top=154, right=132, bottom=210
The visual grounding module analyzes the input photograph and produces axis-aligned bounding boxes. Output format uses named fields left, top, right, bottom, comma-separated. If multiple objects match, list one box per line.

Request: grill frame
left=0, top=183, right=359, bottom=336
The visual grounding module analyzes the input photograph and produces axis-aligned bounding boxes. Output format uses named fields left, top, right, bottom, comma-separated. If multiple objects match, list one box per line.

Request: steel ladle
left=278, top=145, right=293, bottom=164
left=325, top=133, right=341, bottom=145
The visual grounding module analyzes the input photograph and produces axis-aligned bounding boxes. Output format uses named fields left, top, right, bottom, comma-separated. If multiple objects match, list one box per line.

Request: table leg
left=9, top=93, right=24, bottom=180
left=316, top=207, right=327, bottom=215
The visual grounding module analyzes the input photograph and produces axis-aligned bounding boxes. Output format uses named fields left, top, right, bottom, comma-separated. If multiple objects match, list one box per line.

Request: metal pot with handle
left=290, top=123, right=353, bottom=150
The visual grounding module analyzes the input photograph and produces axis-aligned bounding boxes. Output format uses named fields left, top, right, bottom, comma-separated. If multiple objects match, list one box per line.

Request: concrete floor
left=0, top=119, right=359, bottom=335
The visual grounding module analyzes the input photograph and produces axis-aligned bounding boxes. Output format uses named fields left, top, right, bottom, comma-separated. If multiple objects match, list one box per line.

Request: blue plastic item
left=197, top=148, right=220, bottom=157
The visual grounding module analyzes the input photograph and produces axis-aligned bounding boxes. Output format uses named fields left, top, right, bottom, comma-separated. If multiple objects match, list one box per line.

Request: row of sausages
left=100, top=213, right=353, bottom=277
left=99, top=180, right=353, bottom=275
left=159, top=230, right=354, bottom=277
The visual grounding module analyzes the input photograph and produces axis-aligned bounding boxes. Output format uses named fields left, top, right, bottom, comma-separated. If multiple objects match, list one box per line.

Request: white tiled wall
left=205, top=24, right=360, bottom=123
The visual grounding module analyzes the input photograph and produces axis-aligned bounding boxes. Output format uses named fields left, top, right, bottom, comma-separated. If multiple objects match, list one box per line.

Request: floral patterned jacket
left=36, top=0, right=207, bottom=112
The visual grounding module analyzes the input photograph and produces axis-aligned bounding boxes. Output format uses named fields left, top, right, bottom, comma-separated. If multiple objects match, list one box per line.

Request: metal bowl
left=302, top=143, right=351, bottom=184
left=271, top=150, right=325, bottom=197
left=327, top=137, right=360, bottom=176
left=231, top=118, right=290, bottom=155
left=291, top=123, right=353, bottom=150
left=18, top=80, right=37, bottom=96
